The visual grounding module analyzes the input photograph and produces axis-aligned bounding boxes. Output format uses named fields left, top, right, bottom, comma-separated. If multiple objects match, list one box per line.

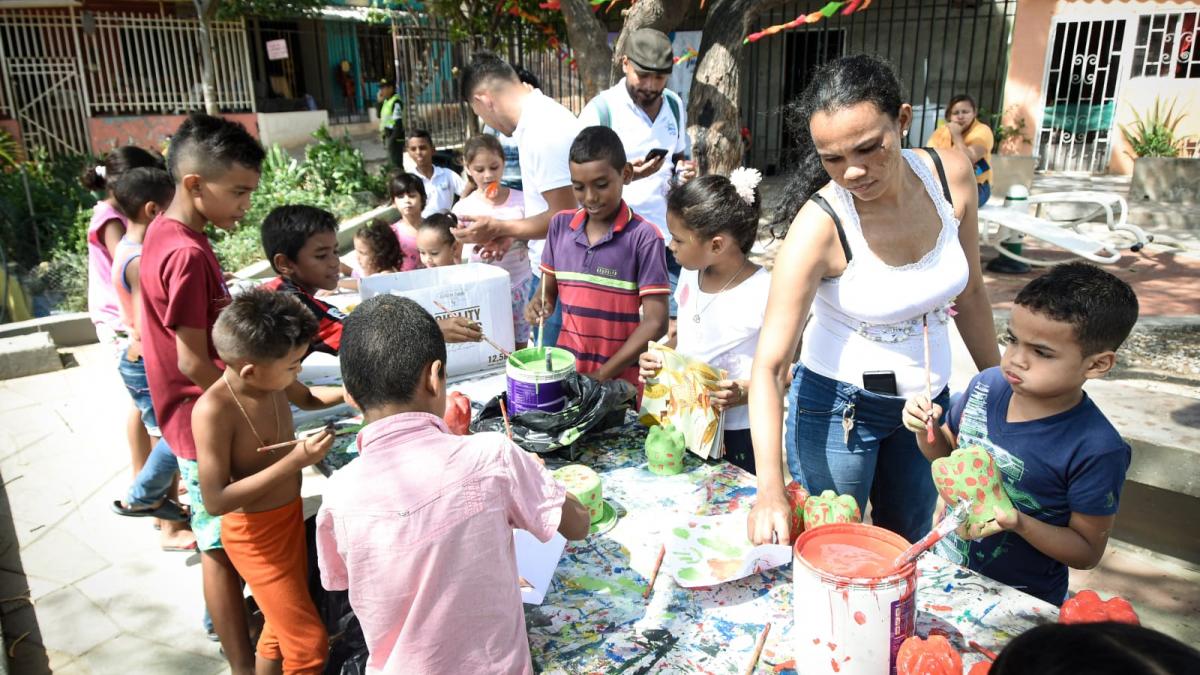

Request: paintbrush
left=923, top=314, right=935, bottom=444
left=256, top=426, right=356, bottom=454
left=537, top=275, right=547, bottom=352
left=969, top=640, right=999, bottom=662
left=742, top=622, right=771, bottom=675
left=431, top=300, right=513, bottom=361
left=499, top=397, right=513, bottom=439
left=643, top=544, right=666, bottom=599
left=890, top=500, right=971, bottom=571
left=536, top=280, right=549, bottom=396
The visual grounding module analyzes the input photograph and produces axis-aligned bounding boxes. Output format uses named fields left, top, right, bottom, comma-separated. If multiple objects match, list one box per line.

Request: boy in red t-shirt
left=140, top=113, right=264, bottom=672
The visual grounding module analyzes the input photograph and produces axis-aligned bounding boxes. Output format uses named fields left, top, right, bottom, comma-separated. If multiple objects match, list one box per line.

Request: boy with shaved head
left=140, top=113, right=264, bottom=672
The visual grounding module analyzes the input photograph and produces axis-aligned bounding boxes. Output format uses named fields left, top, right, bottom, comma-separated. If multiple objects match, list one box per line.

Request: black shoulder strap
left=810, top=193, right=852, bottom=265
left=921, top=147, right=953, bottom=206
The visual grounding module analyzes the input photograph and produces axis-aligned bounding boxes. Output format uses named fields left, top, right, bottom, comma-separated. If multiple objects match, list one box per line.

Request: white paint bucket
left=793, top=523, right=918, bottom=674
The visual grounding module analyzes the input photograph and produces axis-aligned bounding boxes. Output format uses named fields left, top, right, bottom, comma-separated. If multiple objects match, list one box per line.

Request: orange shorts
left=222, top=498, right=327, bottom=674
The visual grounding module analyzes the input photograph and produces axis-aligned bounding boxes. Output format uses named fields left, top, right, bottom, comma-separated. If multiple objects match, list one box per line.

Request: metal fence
left=0, top=8, right=254, bottom=156
left=741, top=0, right=1017, bottom=175
left=82, top=12, right=253, bottom=115
left=388, top=13, right=586, bottom=150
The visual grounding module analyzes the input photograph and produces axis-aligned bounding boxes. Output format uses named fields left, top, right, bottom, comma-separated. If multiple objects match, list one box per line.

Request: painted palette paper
left=665, top=512, right=791, bottom=587
left=638, top=342, right=725, bottom=459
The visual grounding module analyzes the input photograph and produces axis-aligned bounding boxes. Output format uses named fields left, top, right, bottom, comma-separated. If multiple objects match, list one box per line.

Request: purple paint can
left=505, top=347, right=575, bottom=415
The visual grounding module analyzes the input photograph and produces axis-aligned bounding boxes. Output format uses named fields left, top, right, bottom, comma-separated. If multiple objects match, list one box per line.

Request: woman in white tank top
left=746, top=56, right=1001, bottom=547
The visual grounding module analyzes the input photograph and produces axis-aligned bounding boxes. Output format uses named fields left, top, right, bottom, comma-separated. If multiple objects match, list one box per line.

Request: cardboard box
left=360, top=263, right=515, bottom=377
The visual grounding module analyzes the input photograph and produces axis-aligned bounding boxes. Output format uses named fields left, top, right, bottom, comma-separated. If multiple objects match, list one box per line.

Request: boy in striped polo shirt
left=526, top=126, right=669, bottom=389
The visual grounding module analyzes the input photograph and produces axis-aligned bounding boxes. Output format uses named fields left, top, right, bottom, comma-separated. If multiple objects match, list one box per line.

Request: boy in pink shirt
left=316, top=295, right=589, bottom=674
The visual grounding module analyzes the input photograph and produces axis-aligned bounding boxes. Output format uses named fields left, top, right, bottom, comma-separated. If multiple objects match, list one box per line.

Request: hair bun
left=728, top=167, right=762, bottom=205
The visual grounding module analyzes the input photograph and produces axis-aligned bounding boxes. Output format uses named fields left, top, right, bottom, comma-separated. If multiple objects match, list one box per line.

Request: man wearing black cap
left=580, top=27, right=697, bottom=333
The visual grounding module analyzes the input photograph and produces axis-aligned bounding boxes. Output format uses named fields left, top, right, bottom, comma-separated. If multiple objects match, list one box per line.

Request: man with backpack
left=579, top=28, right=697, bottom=329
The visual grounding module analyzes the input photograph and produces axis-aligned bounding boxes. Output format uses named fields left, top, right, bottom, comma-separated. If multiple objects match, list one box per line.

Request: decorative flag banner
left=744, top=0, right=872, bottom=45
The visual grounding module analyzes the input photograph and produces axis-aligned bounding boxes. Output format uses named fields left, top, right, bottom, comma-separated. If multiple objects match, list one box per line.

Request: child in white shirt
left=639, top=169, right=769, bottom=474
left=452, top=134, right=533, bottom=348
left=406, top=129, right=465, bottom=217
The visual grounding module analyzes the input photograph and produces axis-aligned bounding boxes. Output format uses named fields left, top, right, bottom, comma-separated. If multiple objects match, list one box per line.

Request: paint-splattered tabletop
left=299, top=370, right=1059, bottom=673
left=522, top=423, right=1059, bottom=674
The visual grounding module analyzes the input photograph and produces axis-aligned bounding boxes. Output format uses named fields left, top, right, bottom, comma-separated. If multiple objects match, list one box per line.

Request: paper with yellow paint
left=638, top=342, right=725, bottom=460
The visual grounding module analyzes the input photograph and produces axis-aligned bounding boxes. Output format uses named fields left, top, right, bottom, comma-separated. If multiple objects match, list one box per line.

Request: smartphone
left=644, top=148, right=669, bottom=163
left=862, top=371, right=899, bottom=396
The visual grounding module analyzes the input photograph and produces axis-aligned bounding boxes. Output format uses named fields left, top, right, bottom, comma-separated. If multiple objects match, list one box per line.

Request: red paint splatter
left=813, top=638, right=821, bottom=645
left=928, top=604, right=954, bottom=612
left=831, top=658, right=841, bottom=672
left=965, top=477, right=977, bottom=486
left=827, top=642, right=837, bottom=651
left=853, top=611, right=866, bottom=625
left=973, top=458, right=983, bottom=469
left=773, top=660, right=796, bottom=673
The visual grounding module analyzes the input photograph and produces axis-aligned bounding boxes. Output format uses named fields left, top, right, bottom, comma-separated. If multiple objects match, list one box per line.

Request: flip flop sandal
left=161, top=540, right=198, bottom=553
left=111, top=499, right=189, bottom=522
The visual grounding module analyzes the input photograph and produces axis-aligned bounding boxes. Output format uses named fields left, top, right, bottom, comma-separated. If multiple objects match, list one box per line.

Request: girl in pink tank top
left=81, top=146, right=165, bottom=344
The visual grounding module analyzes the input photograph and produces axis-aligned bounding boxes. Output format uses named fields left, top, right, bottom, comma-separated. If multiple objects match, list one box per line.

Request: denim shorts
left=117, top=348, right=160, bottom=437
left=784, top=364, right=949, bottom=543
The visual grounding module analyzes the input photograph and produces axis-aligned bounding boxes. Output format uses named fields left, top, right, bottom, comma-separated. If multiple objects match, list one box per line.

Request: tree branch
left=558, top=0, right=613, bottom=99
left=687, top=0, right=790, bottom=174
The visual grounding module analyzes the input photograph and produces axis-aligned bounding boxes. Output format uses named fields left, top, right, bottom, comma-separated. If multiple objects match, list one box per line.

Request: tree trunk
left=558, top=0, right=612, bottom=100
left=688, top=0, right=787, bottom=175
left=608, top=0, right=690, bottom=83
left=194, top=0, right=220, bottom=115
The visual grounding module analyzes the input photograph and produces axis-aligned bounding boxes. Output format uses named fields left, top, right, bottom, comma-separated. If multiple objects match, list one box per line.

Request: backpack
left=595, top=89, right=682, bottom=136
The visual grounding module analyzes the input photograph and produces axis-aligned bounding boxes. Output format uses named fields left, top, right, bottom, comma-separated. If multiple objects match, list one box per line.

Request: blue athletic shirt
left=934, top=367, right=1130, bottom=606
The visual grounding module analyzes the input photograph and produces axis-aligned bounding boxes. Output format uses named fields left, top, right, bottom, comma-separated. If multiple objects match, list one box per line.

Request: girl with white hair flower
left=638, top=167, right=769, bottom=475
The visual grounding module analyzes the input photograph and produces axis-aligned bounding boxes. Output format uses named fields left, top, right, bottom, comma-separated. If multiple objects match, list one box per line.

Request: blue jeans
left=126, top=438, right=179, bottom=509
left=784, top=364, right=949, bottom=543
left=528, top=274, right=563, bottom=348
left=665, top=248, right=682, bottom=318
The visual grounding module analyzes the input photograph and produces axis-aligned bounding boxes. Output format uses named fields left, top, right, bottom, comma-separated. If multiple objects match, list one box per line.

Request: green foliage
left=212, top=0, right=326, bottom=21
left=0, top=129, right=18, bottom=170
left=982, top=106, right=1031, bottom=151
left=0, top=149, right=96, bottom=270
left=210, top=128, right=385, bottom=272
left=304, top=126, right=374, bottom=196
left=1121, top=97, right=1192, bottom=158
left=422, top=0, right=565, bottom=51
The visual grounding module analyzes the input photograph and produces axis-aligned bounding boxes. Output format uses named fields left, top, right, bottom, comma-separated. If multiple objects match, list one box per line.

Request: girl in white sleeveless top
left=746, top=55, right=1001, bottom=547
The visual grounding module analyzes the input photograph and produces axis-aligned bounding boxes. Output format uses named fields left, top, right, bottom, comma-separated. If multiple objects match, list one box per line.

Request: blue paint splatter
left=944, top=583, right=954, bottom=592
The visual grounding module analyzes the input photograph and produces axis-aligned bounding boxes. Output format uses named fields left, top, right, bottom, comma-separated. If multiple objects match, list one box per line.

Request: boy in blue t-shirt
left=902, top=262, right=1138, bottom=606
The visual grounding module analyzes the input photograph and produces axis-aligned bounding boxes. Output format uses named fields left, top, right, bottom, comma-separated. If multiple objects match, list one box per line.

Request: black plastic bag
left=470, top=373, right=636, bottom=455
left=304, top=517, right=369, bottom=675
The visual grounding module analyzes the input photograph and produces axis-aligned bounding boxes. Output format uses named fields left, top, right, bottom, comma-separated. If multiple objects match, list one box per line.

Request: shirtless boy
left=194, top=288, right=344, bottom=675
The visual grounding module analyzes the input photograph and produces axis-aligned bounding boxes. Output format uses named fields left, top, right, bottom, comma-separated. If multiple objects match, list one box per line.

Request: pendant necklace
left=696, top=255, right=748, bottom=321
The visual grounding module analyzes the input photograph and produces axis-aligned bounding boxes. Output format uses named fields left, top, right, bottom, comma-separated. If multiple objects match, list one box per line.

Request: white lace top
left=799, top=149, right=969, bottom=397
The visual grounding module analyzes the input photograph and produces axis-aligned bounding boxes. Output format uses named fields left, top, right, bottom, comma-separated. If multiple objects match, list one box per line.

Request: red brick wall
left=88, top=113, right=259, bottom=155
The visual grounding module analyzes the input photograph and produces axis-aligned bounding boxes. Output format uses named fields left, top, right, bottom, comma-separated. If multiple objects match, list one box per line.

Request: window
left=1131, top=11, right=1199, bottom=78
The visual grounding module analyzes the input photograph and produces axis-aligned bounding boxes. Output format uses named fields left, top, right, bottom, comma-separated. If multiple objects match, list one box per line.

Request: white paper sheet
left=515, top=529, right=567, bottom=605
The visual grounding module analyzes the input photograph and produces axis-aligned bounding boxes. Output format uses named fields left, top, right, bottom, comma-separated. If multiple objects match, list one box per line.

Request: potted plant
left=1122, top=97, right=1197, bottom=204
left=985, top=106, right=1035, bottom=200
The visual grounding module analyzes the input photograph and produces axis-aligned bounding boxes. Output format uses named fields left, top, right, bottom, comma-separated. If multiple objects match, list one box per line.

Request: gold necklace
left=693, top=258, right=750, bottom=323
left=223, top=371, right=281, bottom=453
